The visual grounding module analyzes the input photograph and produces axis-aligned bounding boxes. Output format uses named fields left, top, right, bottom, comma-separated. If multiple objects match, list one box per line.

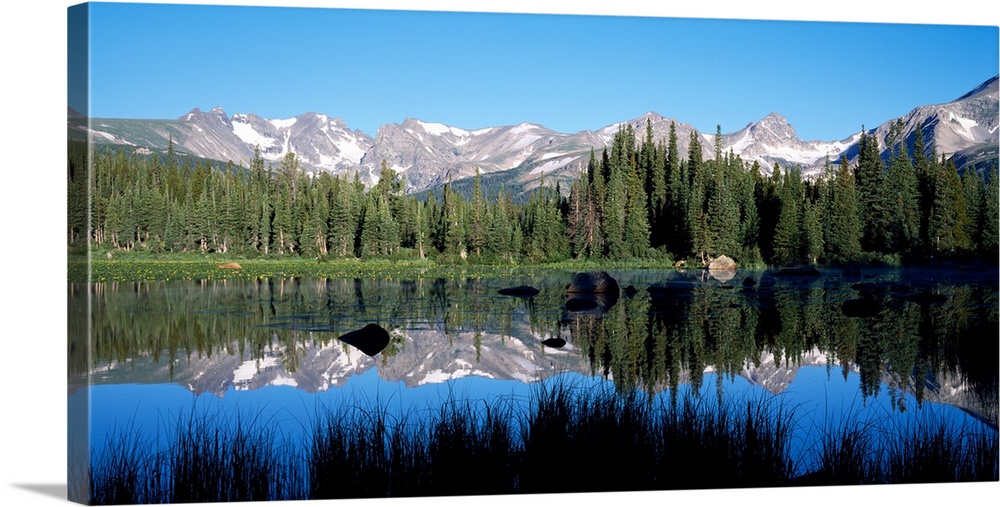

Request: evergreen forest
left=67, top=119, right=999, bottom=267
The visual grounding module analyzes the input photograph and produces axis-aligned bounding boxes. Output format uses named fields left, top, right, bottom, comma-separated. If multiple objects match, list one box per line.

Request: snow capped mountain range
left=69, top=75, right=998, bottom=194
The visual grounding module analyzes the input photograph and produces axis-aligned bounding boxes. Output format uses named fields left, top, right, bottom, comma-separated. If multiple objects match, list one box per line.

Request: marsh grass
left=883, top=417, right=999, bottom=483
left=799, top=407, right=999, bottom=486
left=87, top=381, right=998, bottom=504
left=89, top=422, right=159, bottom=505
left=89, top=409, right=305, bottom=504
left=168, top=409, right=304, bottom=503
left=75, top=255, right=688, bottom=283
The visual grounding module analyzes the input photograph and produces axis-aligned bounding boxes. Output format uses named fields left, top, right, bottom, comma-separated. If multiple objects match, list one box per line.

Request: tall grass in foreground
left=516, top=381, right=793, bottom=492
left=89, top=410, right=306, bottom=504
left=87, top=383, right=998, bottom=504
left=800, top=410, right=999, bottom=486
left=89, top=422, right=159, bottom=505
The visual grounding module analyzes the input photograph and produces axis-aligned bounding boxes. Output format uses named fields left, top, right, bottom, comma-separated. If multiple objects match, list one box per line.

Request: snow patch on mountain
left=270, top=117, right=297, bottom=129
left=77, top=75, right=997, bottom=195
left=510, top=122, right=540, bottom=134
left=91, top=130, right=133, bottom=144
left=531, top=156, right=575, bottom=175
left=419, top=120, right=471, bottom=138
left=538, top=151, right=569, bottom=161
left=948, top=113, right=979, bottom=141
left=232, top=120, right=276, bottom=148
left=513, top=134, right=542, bottom=150
left=334, top=136, right=367, bottom=164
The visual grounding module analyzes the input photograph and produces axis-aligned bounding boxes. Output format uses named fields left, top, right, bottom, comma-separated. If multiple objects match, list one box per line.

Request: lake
left=67, top=266, right=998, bottom=501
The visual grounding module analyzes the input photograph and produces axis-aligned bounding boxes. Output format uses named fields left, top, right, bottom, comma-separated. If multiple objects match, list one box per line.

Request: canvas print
left=67, top=1, right=999, bottom=504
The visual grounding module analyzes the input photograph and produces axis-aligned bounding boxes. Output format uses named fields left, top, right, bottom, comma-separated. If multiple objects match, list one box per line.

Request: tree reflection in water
left=71, top=267, right=998, bottom=425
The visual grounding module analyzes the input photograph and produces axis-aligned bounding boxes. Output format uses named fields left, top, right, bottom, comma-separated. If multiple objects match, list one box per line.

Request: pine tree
left=487, top=187, right=513, bottom=262
left=928, top=158, right=970, bottom=256
left=705, top=143, right=739, bottom=259
left=375, top=159, right=406, bottom=223
left=687, top=130, right=710, bottom=263
left=328, top=175, right=357, bottom=257
left=823, top=156, right=862, bottom=263
left=272, top=184, right=294, bottom=254
left=442, top=182, right=466, bottom=259
left=604, top=127, right=630, bottom=259
left=801, top=198, right=824, bottom=265
left=733, top=155, right=760, bottom=262
left=771, top=166, right=803, bottom=266
left=961, top=168, right=986, bottom=253
left=982, top=166, right=999, bottom=257
left=665, top=121, right=685, bottom=255
left=912, top=127, right=935, bottom=256
left=855, top=129, right=891, bottom=253
left=586, top=148, right=606, bottom=257
left=567, top=177, right=587, bottom=258
left=307, top=181, right=330, bottom=257
left=642, top=119, right=668, bottom=249
left=624, top=154, right=651, bottom=258
left=885, top=120, right=920, bottom=256
left=467, top=168, right=488, bottom=258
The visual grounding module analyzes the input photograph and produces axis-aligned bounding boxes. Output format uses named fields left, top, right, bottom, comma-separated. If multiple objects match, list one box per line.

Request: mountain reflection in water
left=69, top=267, right=998, bottom=429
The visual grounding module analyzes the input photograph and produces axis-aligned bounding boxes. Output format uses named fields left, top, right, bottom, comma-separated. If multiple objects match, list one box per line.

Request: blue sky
left=76, top=1, right=998, bottom=142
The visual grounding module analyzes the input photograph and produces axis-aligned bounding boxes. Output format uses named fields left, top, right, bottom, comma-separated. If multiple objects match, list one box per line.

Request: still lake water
left=68, top=266, right=998, bottom=479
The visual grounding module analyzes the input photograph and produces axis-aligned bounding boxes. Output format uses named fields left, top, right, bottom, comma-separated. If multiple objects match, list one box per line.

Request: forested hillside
left=67, top=119, right=998, bottom=266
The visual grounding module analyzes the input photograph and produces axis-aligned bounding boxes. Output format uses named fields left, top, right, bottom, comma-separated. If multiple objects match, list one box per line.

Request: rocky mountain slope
left=69, top=75, right=998, bottom=194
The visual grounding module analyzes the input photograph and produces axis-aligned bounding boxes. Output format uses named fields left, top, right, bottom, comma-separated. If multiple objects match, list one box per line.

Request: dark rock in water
left=337, top=323, right=391, bottom=356
left=774, top=266, right=821, bottom=277
left=565, top=297, right=600, bottom=312
left=743, top=277, right=757, bottom=287
left=566, top=271, right=620, bottom=294
left=541, top=337, right=567, bottom=348
left=624, top=285, right=638, bottom=297
left=841, top=299, right=882, bottom=318
left=498, top=285, right=540, bottom=297
left=903, top=291, right=948, bottom=305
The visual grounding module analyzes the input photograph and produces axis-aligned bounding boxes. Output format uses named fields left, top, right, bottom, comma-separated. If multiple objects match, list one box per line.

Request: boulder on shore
left=217, top=262, right=243, bottom=270
left=709, top=255, right=737, bottom=272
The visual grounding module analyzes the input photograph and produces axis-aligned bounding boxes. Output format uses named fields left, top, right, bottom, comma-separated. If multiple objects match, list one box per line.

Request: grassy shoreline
left=69, top=254, right=692, bottom=283
left=69, top=249, right=1000, bottom=283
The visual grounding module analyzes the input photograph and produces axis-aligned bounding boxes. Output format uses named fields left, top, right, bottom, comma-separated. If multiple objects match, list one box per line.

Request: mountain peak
left=74, top=75, right=997, bottom=195
left=955, top=75, right=999, bottom=102
left=750, top=112, right=797, bottom=141
left=760, top=112, right=789, bottom=124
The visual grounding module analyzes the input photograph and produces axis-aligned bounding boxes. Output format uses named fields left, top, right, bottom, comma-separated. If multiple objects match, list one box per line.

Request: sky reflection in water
left=73, top=269, right=998, bottom=476
left=79, top=364, right=986, bottom=476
